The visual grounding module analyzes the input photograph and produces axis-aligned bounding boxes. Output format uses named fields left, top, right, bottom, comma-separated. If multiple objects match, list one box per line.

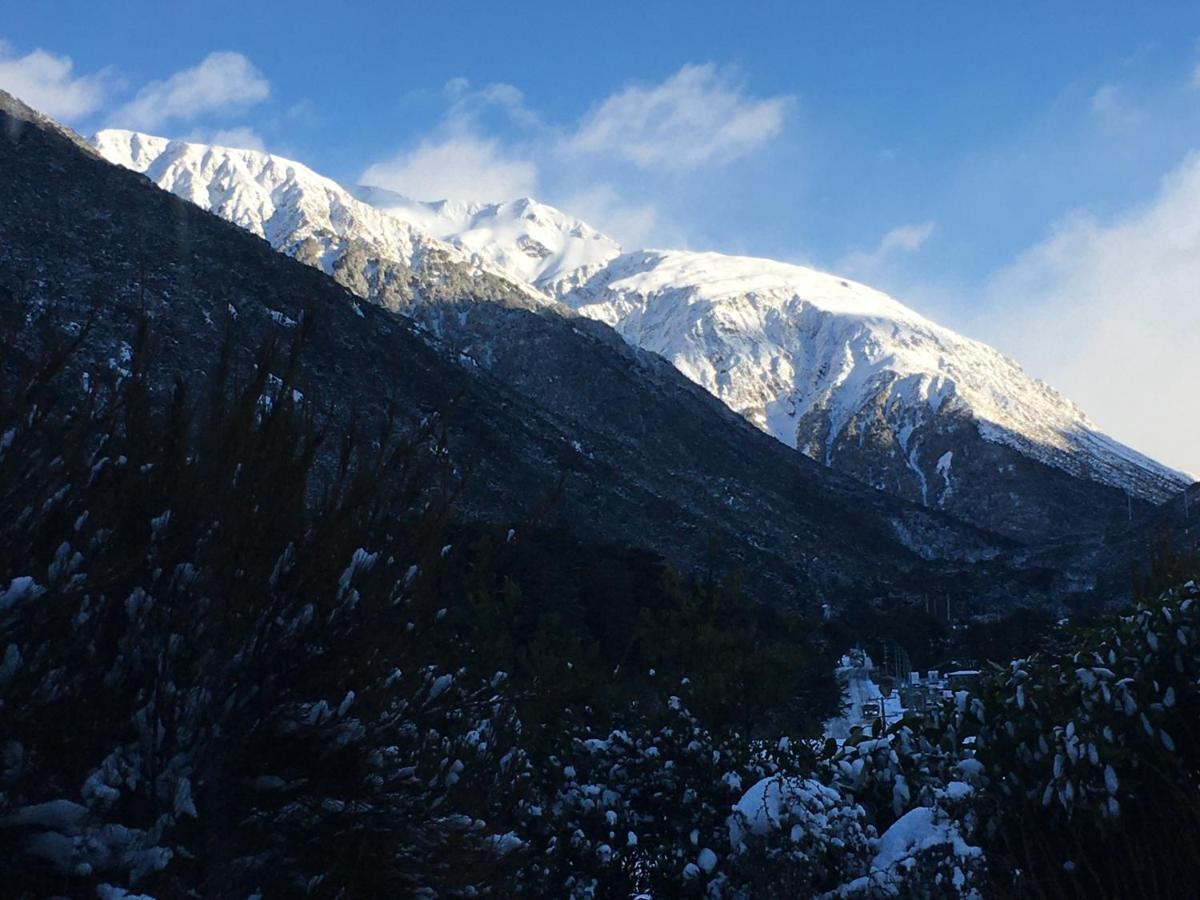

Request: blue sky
left=2, top=0, right=1199, bottom=473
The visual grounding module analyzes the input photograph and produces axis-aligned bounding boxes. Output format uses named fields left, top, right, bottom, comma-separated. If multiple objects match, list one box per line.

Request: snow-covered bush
left=802, top=579, right=1200, bottom=896
left=882, top=578, right=1200, bottom=897
left=946, top=580, right=1200, bottom=896
left=506, top=695, right=818, bottom=897
left=504, top=695, right=910, bottom=898
left=0, top=329, right=525, bottom=896
left=724, top=774, right=873, bottom=897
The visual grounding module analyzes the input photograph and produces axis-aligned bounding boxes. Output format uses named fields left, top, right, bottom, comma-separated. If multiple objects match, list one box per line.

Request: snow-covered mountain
left=91, top=129, right=1191, bottom=542
left=91, top=129, right=544, bottom=313
left=349, top=186, right=621, bottom=292
left=555, top=251, right=1190, bottom=512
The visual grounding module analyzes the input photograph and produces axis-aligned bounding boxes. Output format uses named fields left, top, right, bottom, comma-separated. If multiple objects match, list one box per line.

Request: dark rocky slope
left=0, top=89, right=1068, bottom=612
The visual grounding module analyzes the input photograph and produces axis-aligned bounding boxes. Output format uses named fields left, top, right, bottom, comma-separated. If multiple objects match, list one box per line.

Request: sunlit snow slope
left=92, top=129, right=1190, bottom=541
left=556, top=249, right=1189, bottom=508
left=349, top=186, right=621, bottom=292
left=91, top=129, right=543, bottom=311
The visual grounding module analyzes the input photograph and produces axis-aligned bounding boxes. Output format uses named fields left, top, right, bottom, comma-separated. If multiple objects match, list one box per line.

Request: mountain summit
left=4, top=93, right=1042, bottom=617
left=348, top=186, right=621, bottom=291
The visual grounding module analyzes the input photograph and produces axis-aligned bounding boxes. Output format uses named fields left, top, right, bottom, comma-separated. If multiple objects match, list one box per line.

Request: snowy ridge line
left=90, top=129, right=1190, bottom=508
left=348, top=185, right=622, bottom=292
left=554, top=249, right=1190, bottom=502
left=89, top=129, right=547, bottom=305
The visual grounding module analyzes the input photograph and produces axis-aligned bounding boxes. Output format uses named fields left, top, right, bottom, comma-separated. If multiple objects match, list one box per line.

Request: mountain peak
left=88, top=127, right=1189, bottom=543
left=557, top=246, right=1190, bottom=534
left=89, top=129, right=552, bottom=308
left=348, top=185, right=623, bottom=289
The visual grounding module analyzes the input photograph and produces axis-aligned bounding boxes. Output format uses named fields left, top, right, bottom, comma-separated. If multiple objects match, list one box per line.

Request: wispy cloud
left=361, top=134, right=538, bottom=203
left=194, top=125, right=267, bottom=152
left=359, top=64, right=790, bottom=245
left=558, top=183, right=662, bottom=249
left=1089, top=83, right=1142, bottom=130
left=0, top=40, right=113, bottom=121
left=837, top=221, right=936, bottom=281
left=359, top=77, right=541, bottom=202
left=563, top=64, right=791, bottom=170
left=979, top=153, right=1200, bottom=476
left=110, top=52, right=269, bottom=131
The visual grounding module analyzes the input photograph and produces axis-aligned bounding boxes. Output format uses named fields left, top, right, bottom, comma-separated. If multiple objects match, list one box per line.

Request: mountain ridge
left=87, top=126, right=1190, bottom=544
left=3, top=89, right=1065, bottom=618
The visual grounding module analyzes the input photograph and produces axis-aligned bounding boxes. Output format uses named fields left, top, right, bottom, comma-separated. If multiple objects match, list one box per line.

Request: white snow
left=0, top=799, right=89, bottom=830
left=870, top=805, right=981, bottom=874
left=487, top=831, right=524, bottom=856
left=0, top=576, right=44, bottom=612
left=349, top=186, right=621, bottom=291
left=90, top=129, right=545, bottom=304
left=427, top=673, right=453, bottom=700
left=557, top=249, right=1190, bottom=501
left=90, top=130, right=1190, bottom=503
left=727, top=776, right=847, bottom=846
left=940, top=781, right=973, bottom=802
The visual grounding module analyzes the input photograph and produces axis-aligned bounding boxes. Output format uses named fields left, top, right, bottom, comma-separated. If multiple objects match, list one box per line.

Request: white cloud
left=558, top=183, right=661, bottom=248
left=192, top=126, right=266, bottom=152
left=837, top=221, right=936, bottom=280
left=443, top=76, right=470, bottom=100
left=563, top=63, right=791, bottom=169
left=111, top=52, right=269, bottom=131
left=360, top=65, right=788, bottom=236
left=980, top=153, right=1200, bottom=477
left=360, top=134, right=538, bottom=202
left=359, top=78, right=543, bottom=202
left=443, top=79, right=541, bottom=131
left=0, top=40, right=111, bottom=120
left=1090, top=83, right=1142, bottom=130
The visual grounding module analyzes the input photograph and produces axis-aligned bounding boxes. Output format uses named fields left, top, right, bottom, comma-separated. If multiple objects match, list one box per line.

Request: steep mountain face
left=89, top=129, right=1190, bottom=546
left=5, top=90, right=1059, bottom=615
left=556, top=250, right=1191, bottom=542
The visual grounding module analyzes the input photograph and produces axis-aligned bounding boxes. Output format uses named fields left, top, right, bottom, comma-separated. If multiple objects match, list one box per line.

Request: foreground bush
left=0, top=325, right=530, bottom=896
left=0, top=318, right=846, bottom=897
left=818, top=577, right=1200, bottom=898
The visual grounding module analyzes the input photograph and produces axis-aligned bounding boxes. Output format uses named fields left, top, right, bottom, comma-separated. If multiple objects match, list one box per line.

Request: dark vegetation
left=831, top=601, right=1066, bottom=675
left=3, top=302, right=1199, bottom=899
left=0, top=314, right=840, bottom=896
